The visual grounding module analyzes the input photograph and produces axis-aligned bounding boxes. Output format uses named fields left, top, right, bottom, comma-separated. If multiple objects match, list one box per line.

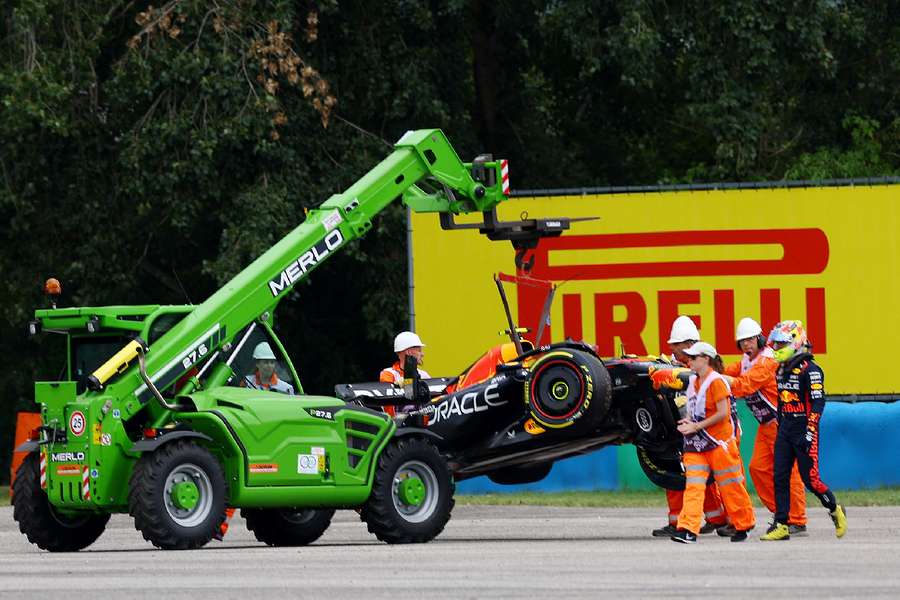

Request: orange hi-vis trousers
left=678, top=439, right=755, bottom=535
left=666, top=486, right=726, bottom=526
left=750, top=420, right=807, bottom=525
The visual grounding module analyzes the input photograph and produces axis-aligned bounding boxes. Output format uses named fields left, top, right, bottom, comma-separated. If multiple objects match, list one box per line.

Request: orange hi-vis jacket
left=651, top=360, right=727, bottom=524
left=724, top=347, right=778, bottom=424
left=683, top=372, right=736, bottom=453
left=725, top=348, right=807, bottom=524
left=379, top=361, right=430, bottom=417
left=678, top=370, right=755, bottom=534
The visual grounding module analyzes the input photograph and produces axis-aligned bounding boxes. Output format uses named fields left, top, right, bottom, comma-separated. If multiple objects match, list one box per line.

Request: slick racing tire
left=636, top=446, right=685, bottom=491
left=128, top=439, right=227, bottom=550
left=488, top=462, right=553, bottom=485
left=360, top=437, right=454, bottom=544
left=242, top=508, right=335, bottom=546
left=12, top=453, right=110, bottom=552
left=524, top=349, right=612, bottom=431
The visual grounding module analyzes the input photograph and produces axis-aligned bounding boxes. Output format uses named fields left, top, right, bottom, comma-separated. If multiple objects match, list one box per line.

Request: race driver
left=721, top=317, right=807, bottom=536
left=760, top=320, right=847, bottom=541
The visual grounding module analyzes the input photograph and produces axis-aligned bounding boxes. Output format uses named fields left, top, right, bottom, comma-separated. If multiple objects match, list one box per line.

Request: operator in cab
left=241, top=342, right=294, bottom=395
left=380, top=331, right=430, bottom=416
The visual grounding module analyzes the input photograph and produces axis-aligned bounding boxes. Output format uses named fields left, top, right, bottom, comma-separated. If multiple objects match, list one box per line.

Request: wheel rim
left=531, top=360, right=586, bottom=420
left=279, top=509, right=317, bottom=525
left=163, top=463, right=213, bottom=528
left=391, top=460, right=439, bottom=523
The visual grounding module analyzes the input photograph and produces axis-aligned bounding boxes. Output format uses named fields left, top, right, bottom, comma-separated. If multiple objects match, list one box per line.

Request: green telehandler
left=13, top=129, right=576, bottom=551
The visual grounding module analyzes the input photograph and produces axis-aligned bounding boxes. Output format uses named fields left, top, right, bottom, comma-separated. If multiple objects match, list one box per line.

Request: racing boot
left=760, top=522, right=790, bottom=541
left=829, top=505, right=847, bottom=538
left=787, top=524, right=808, bottom=537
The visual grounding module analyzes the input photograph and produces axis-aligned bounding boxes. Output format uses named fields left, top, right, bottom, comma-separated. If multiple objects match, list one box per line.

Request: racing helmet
left=667, top=315, right=700, bottom=344
left=394, top=331, right=425, bottom=353
left=252, top=341, right=277, bottom=360
left=767, top=320, right=808, bottom=362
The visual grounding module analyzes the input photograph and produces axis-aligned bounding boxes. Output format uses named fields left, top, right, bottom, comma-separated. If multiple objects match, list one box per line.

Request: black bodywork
left=336, top=341, right=687, bottom=489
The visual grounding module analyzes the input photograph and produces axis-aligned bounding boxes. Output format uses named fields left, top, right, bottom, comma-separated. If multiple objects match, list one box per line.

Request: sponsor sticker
left=310, top=448, right=327, bottom=472
left=297, top=454, right=319, bottom=475
left=811, top=383, right=823, bottom=390
left=92, top=423, right=101, bottom=445
left=100, top=433, right=112, bottom=446
left=56, top=465, right=81, bottom=476
left=249, top=463, right=279, bottom=474
left=636, top=408, right=653, bottom=432
left=112, top=409, right=121, bottom=419
left=524, top=419, right=546, bottom=435
left=69, top=411, right=86, bottom=436
left=323, top=209, right=343, bottom=232
left=90, top=469, right=99, bottom=478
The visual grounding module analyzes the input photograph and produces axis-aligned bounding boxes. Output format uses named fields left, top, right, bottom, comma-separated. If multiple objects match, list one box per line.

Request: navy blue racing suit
left=773, top=352, right=837, bottom=524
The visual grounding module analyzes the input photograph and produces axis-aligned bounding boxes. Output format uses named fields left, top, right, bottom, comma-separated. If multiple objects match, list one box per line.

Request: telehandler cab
left=13, top=130, right=580, bottom=551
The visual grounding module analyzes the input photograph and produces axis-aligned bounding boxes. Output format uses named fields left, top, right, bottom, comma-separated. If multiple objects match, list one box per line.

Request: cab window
left=227, top=325, right=296, bottom=395
left=71, top=335, right=130, bottom=394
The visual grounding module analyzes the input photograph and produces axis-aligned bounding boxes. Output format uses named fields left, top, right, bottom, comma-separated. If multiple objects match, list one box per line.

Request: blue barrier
left=457, top=401, right=899, bottom=493
left=819, top=401, right=900, bottom=489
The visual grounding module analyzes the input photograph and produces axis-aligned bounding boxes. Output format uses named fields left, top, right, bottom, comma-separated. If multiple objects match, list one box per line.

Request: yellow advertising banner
left=412, top=184, right=900, bottom=394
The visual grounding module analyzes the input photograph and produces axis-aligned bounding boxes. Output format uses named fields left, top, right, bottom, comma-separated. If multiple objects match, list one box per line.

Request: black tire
left=242, top=508, right=335, bottom=546
left=360, top=437, right=454, bottom=544
left=128, top=439, right=227, bottom=550
left=488, top=462, right=553, bottom=485
left=636, top=445, right=685, bottom=491
left=12, top=453, right=110, bottom=552
left=524, top=349, right=612, bottom=431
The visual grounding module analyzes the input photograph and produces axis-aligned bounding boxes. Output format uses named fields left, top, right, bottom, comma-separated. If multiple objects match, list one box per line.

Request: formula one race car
left=336, top=277, right=688, bottom=490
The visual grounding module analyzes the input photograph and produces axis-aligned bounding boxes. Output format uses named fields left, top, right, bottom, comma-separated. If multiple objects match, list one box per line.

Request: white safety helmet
left=667, top=315, right=700, bottom=344
left=394, top=331, right=425, bottom=353
left=252, top=341, right=277, bottom=360
left=735, top=317, right=763, bottom=341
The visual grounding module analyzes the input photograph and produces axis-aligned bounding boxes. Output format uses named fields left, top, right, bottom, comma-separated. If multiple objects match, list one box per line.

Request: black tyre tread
left=636, top=446, right=685, bottom=491
left=360, top=437, right=454, bottom=544
left=528, top=349, right=613, bottom=431
left=242, top=508, right=335, bottom=546
left=128, top=439, right=226, bottom=550
left=12, top=453, right=110, bottom=552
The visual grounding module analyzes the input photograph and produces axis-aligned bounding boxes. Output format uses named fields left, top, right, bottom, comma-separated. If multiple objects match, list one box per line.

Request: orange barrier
left=10, top=412, right=41, bottom=498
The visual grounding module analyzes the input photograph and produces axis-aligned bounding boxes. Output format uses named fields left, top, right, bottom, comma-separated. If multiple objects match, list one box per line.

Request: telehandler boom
left=15, top=129, right=575, bottom=551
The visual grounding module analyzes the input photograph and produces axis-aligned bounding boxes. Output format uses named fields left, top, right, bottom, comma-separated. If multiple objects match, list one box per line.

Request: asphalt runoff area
left=2, top=505, right=899, bottom=598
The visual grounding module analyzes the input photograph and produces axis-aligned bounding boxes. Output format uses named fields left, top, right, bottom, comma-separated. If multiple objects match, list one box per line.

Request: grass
left=458, top=487, right=900, bottom=508
left=1, top=486, right=8, bottom=506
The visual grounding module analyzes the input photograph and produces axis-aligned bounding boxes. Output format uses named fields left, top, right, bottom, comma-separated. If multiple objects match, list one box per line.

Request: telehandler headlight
left=86, top=316, right=101, bottom=333
left=27, top=320, right=41, bottom=336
